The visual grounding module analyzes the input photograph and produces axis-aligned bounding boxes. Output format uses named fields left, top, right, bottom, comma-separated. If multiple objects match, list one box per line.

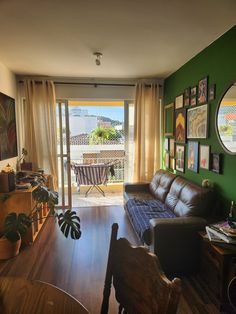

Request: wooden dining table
left=0, top=276, right=89, bottom=314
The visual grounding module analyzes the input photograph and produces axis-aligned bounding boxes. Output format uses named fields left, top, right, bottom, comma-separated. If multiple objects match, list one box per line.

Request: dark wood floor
left=0, top=206, right=228, bottom=313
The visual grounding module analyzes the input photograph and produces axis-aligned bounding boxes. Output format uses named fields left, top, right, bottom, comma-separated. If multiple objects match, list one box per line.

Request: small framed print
left=198, top=76, right=208, bottom=104
left=175, top=144, right=185, bottom=172
left=190, top=86, right=197, bottom=97
left=175, top=94, right=184, bottom=109
left=165, top=151, right=170, bottom=169
left=184, top=87, right=190, bottom=107
left=169, top=157, right=175, bottom=171
left=208, top=84, right=216, bottom=101
left=211, top=153, right=222, bottom=174
left=187, top=141, right=199, bottom=173
left=200, top=145, right=210, bottom=170
left=190, top=96, right=197, bottom=106
left=164, top=138, right=169, bottom=151
left=169, top=138, right=175, bottom=157
left=164, top=103, right=174, bottom=136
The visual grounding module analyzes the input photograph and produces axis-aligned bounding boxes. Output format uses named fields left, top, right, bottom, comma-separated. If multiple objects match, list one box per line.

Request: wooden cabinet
left=0, top=186, right=50, bottom=244
left=198, top=232, right=236, bottom=312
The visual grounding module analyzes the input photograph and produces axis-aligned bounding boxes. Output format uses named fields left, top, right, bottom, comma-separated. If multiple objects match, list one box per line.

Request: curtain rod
left=18, top=80, right=162, bottom=88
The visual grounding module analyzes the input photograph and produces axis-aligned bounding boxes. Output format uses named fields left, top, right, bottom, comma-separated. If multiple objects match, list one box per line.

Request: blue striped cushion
left=126, top=199, right=176, bottom=245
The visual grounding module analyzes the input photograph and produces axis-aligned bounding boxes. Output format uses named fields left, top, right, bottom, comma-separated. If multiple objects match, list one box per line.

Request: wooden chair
left=101, top=223, right=182, bottom=314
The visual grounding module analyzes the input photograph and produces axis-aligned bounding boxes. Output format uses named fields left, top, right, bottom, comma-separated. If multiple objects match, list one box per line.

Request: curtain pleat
left=133, top=82, right=161, bottom=182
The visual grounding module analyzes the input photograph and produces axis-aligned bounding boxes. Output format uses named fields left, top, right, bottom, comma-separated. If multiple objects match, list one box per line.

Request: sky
left=78, top=106, right=124, bottom=122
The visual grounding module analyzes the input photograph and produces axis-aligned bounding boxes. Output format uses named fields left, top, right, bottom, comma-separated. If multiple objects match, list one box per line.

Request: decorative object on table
left=210, top=153, right=222, bottom=174
left=175, top=108, right=186, bottom=143
left=0, top=165, right=15, bottom=193
left=164, top=103, right=174, bottom=136
left=175, top=94, right=184, bottom=109
left=198, top=77, right=208, bottom=104
left=175, top=144, right=185, bottom=172
left=201, top=179, right=212, bottom=188
left=169, top=138, right=175, bottom=157
left=164, top=138, right=169, bottom=151
left=184, top=87, right=190, bottom=107
left=0, top=92, right=17, bottom=161
left=199, top=145, right=210, bottom=170
left=187, top=104, right=208, bottom=139
left=208, top=84, right=216, bottom=101
left=187, top=141, right=199, bottom=173
left=164, top=151, right=170, bottom=169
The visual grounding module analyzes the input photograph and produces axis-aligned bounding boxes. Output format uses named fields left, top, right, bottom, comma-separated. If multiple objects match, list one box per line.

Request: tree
left=89, top=127, right=121, bottom=144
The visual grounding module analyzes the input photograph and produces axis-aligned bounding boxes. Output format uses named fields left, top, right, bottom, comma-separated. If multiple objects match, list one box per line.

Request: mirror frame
left=215, top=80, right=236, bottom=155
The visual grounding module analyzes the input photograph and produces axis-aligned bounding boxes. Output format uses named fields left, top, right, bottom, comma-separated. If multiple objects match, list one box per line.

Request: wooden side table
left=198, top=232, right=236, bottom=312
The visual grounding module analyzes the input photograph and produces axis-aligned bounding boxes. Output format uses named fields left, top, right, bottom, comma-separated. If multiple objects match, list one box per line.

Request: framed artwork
left=175, top=109, right=186, bottom=143
left=164, top=103, right=174, bottom=136
left=169, top=157, right=175, bottom=171
left=164, top=138, right=169, bottom=151
left=184, top=87, right=190, bottom=107
left=187, top=141, right=199, bottom=172
left=190, top=86, right=197, bottom=97
left=187, top=104, right=208, bottom=139
left=169, top=138, right=175, bottom=157
left=175, top=144, right=185, bottom=172
left=175, top=94, right=184, bottom=109
left=209, top=84, right=216, bottom=101
left=165, top=151, right=170, bottom=169
left=198, top=77, right=208, bottom=104
left=190, top=95, right=197, bottom=106
left=200, top=145, right=210, bottom=170
left=211, top=153, right=222, bottom=174
left=0, top=92, right=17, bottom=160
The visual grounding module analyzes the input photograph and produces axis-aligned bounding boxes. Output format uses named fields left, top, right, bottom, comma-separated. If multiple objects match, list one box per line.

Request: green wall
left=164, top=25, right=236, bottom=216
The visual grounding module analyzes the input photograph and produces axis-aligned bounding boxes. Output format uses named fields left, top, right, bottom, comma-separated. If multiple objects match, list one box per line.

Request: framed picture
left=164, top=103, right=174, bottom=136
left=169, top=138, right=175, bottom=157
left=169, top=157, right=175, bottom=171
left=211, top=153, right=222, bottom=174
left=198, top=77, right=208, bottom=104
left=184, top=87, right=190, bottom=107
left=175, top=145, right=185, bottom=172
left=200, top=145, right=210, bottom=170
left=164, top=138, right=169, bottom=151
left=187, top=104, right=208, bottom=139
left=175, top=94, right=184, bottom=109
left=190, top=86, right=197, bottom=97
left=175, top=109, right=186, bottom=143
left=165, top=151, right=170, bottom=169
left=209, top=84, right=216, bottom=101
left=187, top=141, right=199, bottom=173
left=190, top=95, right=197, bottom=106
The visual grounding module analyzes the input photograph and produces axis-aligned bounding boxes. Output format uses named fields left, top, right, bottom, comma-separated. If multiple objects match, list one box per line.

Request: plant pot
left=0, top=237, right=21, bottom=260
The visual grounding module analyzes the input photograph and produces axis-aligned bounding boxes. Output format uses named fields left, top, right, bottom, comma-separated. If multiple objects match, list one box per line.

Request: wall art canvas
left=211, top=153, right=222, bottom=174
left=175, top=145, right=185, bottom=172
left=169, top=138, right=175, bottom=157
left=164, top=103, right=174, bottom=136
left=175, top=109, right=186, bottom=143
left=209, top=84, right=216, bottom=101
left=187, top=141, right=199, bottom=172
left=198, top=77, right=208, bottom=104
left=187, top=104, right=208, bottom=139
left=0, top=92, right=17, bottom=160
left=200, top=145, right=210, bottom=170
left=165, top=151, right=170, bottom=169
left=175, top=94, right=184, bottom=109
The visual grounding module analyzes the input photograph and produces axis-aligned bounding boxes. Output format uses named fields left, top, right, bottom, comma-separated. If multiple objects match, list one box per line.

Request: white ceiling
left=0, top=0, right=235, bottom=79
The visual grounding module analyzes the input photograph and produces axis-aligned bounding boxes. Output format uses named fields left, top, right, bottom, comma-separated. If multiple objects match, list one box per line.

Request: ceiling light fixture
left=93, top=52, right=103, bottom=66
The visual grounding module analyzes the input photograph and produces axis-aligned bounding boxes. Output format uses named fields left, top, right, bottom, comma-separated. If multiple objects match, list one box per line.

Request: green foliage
left=219, top=124, right=233, bottom=136
left=57, top=210, right=81, bottom=239
left=89, top=127, right=121, bottom=144
left=4, top=213, right=31, bottom=242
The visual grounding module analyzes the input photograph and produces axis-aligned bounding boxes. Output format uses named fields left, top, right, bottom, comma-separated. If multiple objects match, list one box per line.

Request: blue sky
left=79, top=106, right=124, bottom=122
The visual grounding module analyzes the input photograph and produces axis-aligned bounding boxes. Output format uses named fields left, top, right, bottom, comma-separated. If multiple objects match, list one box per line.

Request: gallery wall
left=0, top=61, right=17, bottom=170
left=164, top=25, right=236, bottom=215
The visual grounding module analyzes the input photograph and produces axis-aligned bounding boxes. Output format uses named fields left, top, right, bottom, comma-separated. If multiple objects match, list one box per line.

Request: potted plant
left=0, top=182, right=81, bottom=260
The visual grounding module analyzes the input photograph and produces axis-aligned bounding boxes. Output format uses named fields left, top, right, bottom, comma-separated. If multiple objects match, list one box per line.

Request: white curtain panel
left=133, top=81, right=161, bottom=182
left=20, top=80, right=58, bottom=190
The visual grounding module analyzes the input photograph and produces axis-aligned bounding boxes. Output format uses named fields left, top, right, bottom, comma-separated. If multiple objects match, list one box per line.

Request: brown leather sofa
left=124, top=169, right=215, bottom=276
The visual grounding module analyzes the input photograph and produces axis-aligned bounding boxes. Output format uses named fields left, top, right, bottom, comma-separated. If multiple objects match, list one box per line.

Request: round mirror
left=216, top=82, right=236, bottom=154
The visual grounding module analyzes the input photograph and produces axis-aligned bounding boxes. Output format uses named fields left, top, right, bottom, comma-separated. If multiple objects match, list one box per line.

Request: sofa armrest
left=149, top=217, right=207, bottom=276
left=124, top=182, right=150, bottom=193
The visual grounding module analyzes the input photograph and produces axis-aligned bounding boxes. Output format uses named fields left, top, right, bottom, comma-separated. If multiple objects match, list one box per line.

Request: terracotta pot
left=0, top=237, right=21, bottom=260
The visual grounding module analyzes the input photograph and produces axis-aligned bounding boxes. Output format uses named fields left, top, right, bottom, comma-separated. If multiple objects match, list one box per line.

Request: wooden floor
left=0, top=206, right=228, bottom=314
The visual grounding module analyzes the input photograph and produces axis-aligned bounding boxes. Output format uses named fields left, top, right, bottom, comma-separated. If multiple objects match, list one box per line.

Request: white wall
left=0, top=62, right=17, bottom=170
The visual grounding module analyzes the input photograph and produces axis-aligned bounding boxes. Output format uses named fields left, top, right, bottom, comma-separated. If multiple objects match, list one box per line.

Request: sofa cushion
left=165, top=176, right=213, bottom=217
left=126, top=199, right=176, bottom=245
left=149, top=170, right=176, bottom=203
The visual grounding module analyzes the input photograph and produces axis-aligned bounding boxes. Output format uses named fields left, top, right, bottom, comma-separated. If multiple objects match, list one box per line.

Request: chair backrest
left=101, top=223, right=181, bottom=314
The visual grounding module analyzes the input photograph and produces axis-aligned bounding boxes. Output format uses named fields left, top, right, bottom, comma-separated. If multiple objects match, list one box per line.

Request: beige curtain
left=20, top=80, right=58, bottom=190
left=133, top=82, right=161, bottom=182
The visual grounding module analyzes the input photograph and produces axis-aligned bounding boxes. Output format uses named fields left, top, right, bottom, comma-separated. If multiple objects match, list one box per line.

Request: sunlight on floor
left=72, top=190, right=124, bottom=207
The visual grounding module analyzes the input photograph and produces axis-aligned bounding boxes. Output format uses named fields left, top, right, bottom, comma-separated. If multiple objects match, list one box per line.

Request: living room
left=0, top=1, right=236, bottom=313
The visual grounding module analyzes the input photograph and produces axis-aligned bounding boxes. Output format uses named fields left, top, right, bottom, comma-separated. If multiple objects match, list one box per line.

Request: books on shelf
left=206, top=221, right=236, bottom=244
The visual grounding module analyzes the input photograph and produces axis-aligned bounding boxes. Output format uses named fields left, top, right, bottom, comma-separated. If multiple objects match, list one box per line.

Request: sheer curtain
left=19, top=80, right=58, bottom=190
left=133, top=81, right=161, bottom=182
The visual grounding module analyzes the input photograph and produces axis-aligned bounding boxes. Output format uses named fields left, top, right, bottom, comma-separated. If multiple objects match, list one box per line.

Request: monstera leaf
left=57, top=210, right=81, bottom=240
left=4, top=212, right=31, bottom=242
